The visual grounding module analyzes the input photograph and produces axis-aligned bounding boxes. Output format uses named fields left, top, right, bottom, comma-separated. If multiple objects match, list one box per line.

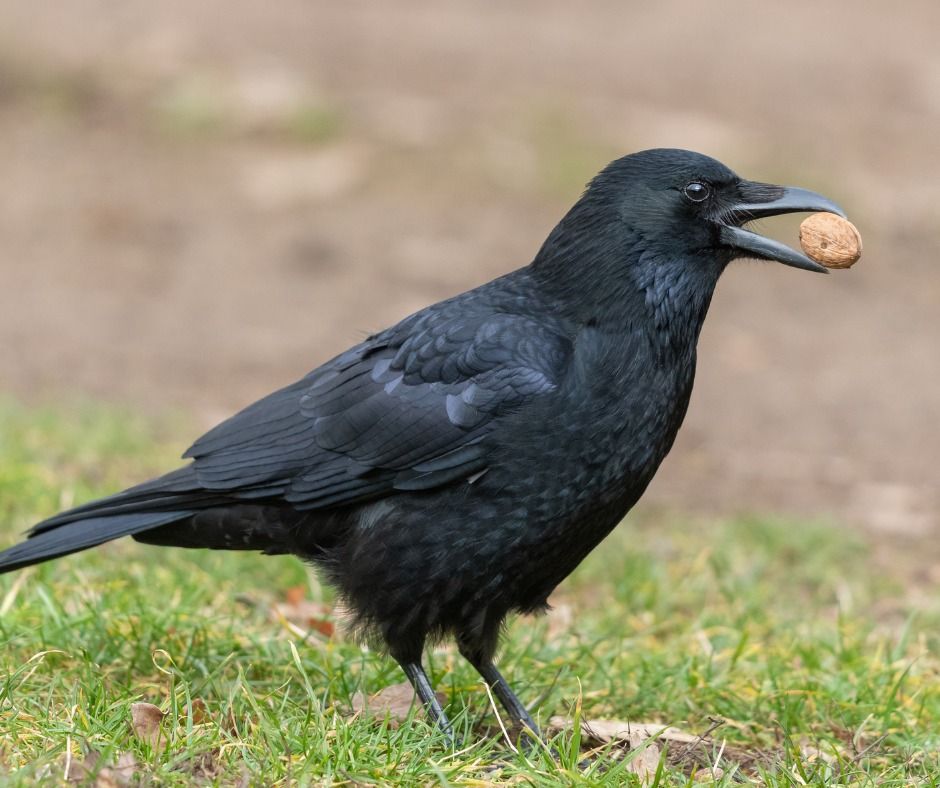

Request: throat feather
left=636, top=258, right=717, bottom=353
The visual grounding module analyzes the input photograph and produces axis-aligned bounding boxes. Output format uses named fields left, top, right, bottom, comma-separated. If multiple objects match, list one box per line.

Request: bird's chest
left=500, top=332, right=696, bottom=528
left=467, top=342, right=694, bottom=609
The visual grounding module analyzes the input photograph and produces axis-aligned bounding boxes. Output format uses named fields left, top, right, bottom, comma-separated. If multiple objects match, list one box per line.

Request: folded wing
left=184, top=309, right=572, bottom=510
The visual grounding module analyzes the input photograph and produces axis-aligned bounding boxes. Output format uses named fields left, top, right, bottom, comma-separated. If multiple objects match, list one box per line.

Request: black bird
left=0, top=149, right=843, bottom=740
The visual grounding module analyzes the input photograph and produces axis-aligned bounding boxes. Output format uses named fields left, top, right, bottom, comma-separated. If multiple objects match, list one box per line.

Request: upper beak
left=718, top=183, right=847, bottom=274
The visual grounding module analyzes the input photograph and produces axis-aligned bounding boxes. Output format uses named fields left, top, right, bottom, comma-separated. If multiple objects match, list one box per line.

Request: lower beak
left=718, top=184, right=846, bottom=274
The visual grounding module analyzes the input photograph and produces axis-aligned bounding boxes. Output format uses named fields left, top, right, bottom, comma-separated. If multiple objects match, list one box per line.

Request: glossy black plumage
left=0, top=149, right=844, bottom=740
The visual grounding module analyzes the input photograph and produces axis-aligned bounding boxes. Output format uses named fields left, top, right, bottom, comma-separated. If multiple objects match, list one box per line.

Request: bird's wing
left=183, top=310, right=572, bottom=509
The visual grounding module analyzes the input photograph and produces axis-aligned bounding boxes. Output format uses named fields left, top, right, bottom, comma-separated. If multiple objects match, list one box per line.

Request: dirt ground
left=1, top=1, right=938, bottom=539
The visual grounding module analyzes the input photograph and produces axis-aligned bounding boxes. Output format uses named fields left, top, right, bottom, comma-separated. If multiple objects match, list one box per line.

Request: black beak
left=718, top=182, right=847, bottom=274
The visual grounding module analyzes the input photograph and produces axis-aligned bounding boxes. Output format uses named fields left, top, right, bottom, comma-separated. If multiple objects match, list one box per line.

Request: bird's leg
left=474, top=659, right=541, bottom=739
left=458, top=631, right=541, bottom=741
left=399, top=660, right=454, bottom=740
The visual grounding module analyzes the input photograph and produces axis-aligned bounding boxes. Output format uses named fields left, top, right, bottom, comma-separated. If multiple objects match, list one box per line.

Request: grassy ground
left=1, top=402, right=939, bottom=786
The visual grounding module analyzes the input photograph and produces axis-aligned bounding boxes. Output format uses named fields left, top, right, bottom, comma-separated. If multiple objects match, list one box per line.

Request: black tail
left=0, top=510, right=194, bottom=573
left=0, top=466, right=210, bottom=573
left=0, top=466, right=211, bottom=573
left=0, top=465, right=300, bottom=574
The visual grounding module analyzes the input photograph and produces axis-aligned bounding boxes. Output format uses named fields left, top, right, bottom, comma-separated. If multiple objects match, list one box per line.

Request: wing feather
left=184, top=309, right=571, bottom=509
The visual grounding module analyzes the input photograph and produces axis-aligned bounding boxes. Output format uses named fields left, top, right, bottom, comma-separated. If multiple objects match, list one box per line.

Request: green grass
left=1, top=401, right=939, bottom=785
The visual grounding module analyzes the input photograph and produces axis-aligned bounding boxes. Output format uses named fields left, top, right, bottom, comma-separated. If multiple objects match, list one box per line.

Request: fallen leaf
left=177, top=749, right=223, bottom=780
left=284, top=584, right=306, bottom=606
left=66, top=748, right=101, bottom=783
left=549, top=716, right=699, bottom=745
left=626, top=740, right=661, bottom=785
left=130, top=702, right=165, bottom=749
left=308, top=617, right=334, bottom=637
left=271, top=599, right=335, bottom=638
left=183, top=698, right=210, bottom=726
left=107, top=752, right=139, bottom=785
left=692, top=765, right=724, bottom=781
left=550, top=716, right=777, bottom=779
left=801, top=744, right=837, bottom=764
left=66, top=749, right=138, bottom=787
left=351, top=681, right=446, bottom=727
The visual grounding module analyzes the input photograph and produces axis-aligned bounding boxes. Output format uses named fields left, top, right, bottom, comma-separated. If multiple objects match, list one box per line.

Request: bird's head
left=593, top=148, right=843, bottom=274
left=532, top=148, right=844, bottom=326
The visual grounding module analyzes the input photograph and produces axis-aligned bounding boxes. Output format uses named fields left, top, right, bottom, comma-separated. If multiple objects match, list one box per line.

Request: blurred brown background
left=0, top=1, right=937, bottom=535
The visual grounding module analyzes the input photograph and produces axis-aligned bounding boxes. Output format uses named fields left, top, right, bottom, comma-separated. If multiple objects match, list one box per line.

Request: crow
left=0, top=148, right=844, bottom=741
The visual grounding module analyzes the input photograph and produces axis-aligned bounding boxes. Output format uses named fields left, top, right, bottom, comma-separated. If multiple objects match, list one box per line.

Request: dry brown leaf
left=692, top=765, right=724, bottom=781
left=184, top=698, right=210, bottom=726
left=130, top=702, right=165, bottom=749
left=626, top=740, right=661, bottom=785
left=308, top=617, right=334, bottom=637
left=107, top=752, right=139, bottom=786
left=549, top=715, right=699, bottom=745
left=271, top=599, right=335, bottom=638
left=549, top=716, right=779, bottom=778
left=801, top=744, right=837, bottom=764
left=284, top=584, right=306, bottom=606
left=549, top=717, right=674, bottom=784
left=66, top=748, right=101, bottom=783
left=178, top=749, right=224, bottom=781
left=350, top=681, right=446, bottom=727
left=66, top=749, right=138, bottom=787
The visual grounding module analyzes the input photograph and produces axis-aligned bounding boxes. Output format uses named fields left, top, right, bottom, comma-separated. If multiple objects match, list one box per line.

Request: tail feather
left=0, top=511, right=192, bottom=573
left=3, top=466, right=208, bottom=573
left=29, top=466, right=201, bottom=536
left=0, top=466, right=299, bottom=574
left=28, top=466, right=284, bottom=537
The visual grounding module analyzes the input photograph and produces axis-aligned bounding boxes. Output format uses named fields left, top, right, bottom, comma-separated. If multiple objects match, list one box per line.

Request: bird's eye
left=683, top=181, right=710, bottom=203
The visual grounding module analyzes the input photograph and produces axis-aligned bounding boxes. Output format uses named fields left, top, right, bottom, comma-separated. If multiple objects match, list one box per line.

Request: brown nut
left=799, top=212, right=862, bottom=269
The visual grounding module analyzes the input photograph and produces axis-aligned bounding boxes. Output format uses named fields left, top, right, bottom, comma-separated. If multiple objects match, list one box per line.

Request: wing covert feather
left=184, top=311, right=571, bottom=509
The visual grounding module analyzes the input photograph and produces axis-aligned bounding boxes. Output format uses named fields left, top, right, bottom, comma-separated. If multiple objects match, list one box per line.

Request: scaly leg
left=471, top=658, right=540, bottom=738
left=399, top=660, right=454, bottom=740
left=458, top=627, right=541, bottom=740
